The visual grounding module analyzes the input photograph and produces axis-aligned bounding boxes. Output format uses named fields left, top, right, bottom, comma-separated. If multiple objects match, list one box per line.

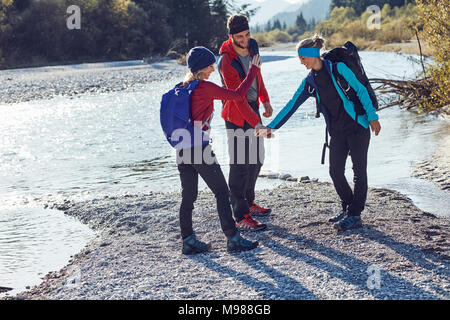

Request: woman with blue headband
left=257, top=35, right=381, bottom=231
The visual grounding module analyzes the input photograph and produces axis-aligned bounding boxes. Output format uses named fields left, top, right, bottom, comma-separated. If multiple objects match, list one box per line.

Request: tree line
left=0, top=0, right=255, bottom=70
left=252, top=13, right=316, bottom=35
left=330, top=0, right=415, bottom=15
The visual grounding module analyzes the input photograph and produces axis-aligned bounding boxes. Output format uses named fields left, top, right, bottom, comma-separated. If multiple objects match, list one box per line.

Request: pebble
left=279, top=173, right=292, bottom=180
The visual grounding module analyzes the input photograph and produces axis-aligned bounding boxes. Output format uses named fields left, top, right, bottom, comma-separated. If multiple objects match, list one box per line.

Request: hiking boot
left=182, top=233, right=212, bottom=255
left=227, top=232, right=259, bottom=253
left=328, top=211, right=347, bottom=223
left=236, top=214, right=267, bottom=232
left=249, top=201, right=271, bottom=216
left=334, top=215, right=362, bottom=231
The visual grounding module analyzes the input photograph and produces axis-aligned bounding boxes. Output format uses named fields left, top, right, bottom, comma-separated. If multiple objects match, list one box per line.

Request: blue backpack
left=160, top=80, right=209, bottom=150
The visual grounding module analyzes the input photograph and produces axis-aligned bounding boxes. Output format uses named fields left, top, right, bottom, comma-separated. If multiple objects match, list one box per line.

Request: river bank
left=261, top=39, right=432, bottom=57
left=3, top=181, right=449, bottom=300
left=0, top=58, right=185, bottom=105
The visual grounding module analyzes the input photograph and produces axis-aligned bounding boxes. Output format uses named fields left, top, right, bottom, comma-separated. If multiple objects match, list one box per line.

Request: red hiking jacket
left=218, top=38, right=270, bottom=128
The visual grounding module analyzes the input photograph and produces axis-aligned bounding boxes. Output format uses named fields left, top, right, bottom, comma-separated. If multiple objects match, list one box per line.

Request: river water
left=0, top=50, right=449, bottom=295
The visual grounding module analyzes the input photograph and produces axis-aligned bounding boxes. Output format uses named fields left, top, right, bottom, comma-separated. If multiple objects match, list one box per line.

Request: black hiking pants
left=177, top=145, right=237, bottom=239
left=225, top=101, right=265, bottom=222
left=329, top=125, right=371, bottom=216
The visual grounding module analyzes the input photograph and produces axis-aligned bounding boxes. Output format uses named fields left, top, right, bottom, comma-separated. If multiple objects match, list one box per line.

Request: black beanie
left=186, top=47, right=216, bottom=73
left=228, top=17, right=250, bottom=35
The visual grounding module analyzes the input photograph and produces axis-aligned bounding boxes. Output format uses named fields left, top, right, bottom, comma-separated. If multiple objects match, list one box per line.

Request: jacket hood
left=219, top=37, right=237, bottom=58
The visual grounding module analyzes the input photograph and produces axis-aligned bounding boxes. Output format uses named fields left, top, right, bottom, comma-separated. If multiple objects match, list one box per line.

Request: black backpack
left=316, top=42, right=379, bottom=165
left=316, top=41, right=379, bottom=118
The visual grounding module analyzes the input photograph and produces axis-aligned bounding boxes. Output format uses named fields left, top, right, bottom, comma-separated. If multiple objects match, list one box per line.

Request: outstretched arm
left=209, top=55, right=262, bottom=102
left=266, top=78, right=312, bottom=130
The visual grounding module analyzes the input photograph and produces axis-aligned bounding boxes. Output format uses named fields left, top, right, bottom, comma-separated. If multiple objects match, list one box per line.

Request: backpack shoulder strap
left=331, top=62, right=351, bottom=98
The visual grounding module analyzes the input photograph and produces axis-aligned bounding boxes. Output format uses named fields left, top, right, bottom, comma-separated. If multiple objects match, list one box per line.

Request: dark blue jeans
left=177, top=145, right=237, bottom=239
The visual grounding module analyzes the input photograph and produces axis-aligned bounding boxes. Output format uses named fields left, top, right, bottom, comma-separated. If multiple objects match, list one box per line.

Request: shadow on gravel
left=259, top=225, right=440, bottom=299
left=359, top=226, right=450, bottom=279
left=187, top=253, right=319, bottom=300
left=184, top=223, right=443, bottom=299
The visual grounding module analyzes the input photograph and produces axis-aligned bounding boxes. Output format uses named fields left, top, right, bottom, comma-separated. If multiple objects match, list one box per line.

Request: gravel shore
left=4, top=181, right=449, bottom=300
left=0, top=58, right=185, bottom=104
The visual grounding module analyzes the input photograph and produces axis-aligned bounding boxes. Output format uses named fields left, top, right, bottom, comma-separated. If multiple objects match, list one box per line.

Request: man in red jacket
left=218, top=14, right=273, bottom=232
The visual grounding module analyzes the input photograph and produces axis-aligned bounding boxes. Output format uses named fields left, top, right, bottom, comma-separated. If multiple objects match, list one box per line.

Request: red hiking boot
left=236, top=214, right=267, bottom=232
left=249, top=201, right=272, bottom=216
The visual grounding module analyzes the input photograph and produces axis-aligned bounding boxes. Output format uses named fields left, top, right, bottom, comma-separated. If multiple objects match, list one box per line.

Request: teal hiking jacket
left=268, top=59, right=379, bottom=135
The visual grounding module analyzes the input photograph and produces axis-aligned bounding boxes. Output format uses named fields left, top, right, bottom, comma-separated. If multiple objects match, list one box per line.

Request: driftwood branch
left=369, top=77, right=435, bottom=112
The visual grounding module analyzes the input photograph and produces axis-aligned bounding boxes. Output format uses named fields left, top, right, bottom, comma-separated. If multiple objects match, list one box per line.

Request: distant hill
left=269, top=0, right=332, bottom=27
left=247, top=0, right=294, bottom=26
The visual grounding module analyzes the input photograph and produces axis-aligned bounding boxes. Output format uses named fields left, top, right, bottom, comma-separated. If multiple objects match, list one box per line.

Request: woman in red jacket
left=177, top=46, right=263, bottom=255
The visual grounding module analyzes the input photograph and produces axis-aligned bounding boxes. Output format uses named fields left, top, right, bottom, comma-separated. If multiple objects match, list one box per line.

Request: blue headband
left=298, top=47, right=320, bottom=57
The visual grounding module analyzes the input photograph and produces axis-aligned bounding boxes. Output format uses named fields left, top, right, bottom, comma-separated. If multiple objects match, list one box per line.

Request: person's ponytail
left=296, top=34, right=326, bottom=51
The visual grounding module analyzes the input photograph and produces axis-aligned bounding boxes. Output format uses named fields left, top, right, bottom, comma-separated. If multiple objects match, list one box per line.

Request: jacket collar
left=219, top=37, right=258, bottom=59
left=306, top=59, right=333, bottom=87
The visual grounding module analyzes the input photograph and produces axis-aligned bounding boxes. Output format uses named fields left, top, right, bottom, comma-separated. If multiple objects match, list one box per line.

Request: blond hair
left=182, top=65, right=210, bottom=86
left=296, top=34, right=326, bottom=51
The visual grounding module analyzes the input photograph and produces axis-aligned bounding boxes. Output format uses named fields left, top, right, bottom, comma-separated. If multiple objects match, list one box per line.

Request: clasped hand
left=254, top=124, right=274, bottom=138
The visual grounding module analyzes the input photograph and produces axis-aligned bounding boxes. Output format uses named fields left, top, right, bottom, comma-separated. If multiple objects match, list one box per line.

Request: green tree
left=0, top=0, right=256, bottom=69
left=209, top=0, right=228, bottom=51
left=166, top=0, right=213, bottom=52
left=295, top=12, right=307, bottom=34
left=273, top=19, right=282, bottom=30
left=308, top=17, right=316, bottom=31
left=331, top=0, right=414, bottom=15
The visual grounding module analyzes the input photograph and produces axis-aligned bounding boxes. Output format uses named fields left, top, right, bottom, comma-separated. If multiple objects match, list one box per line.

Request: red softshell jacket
left=218, top=38, right=270, bottom=128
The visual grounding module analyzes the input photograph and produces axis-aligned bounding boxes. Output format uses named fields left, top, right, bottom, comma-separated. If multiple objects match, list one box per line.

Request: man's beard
left=232, top=36, right=248, bottom=49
